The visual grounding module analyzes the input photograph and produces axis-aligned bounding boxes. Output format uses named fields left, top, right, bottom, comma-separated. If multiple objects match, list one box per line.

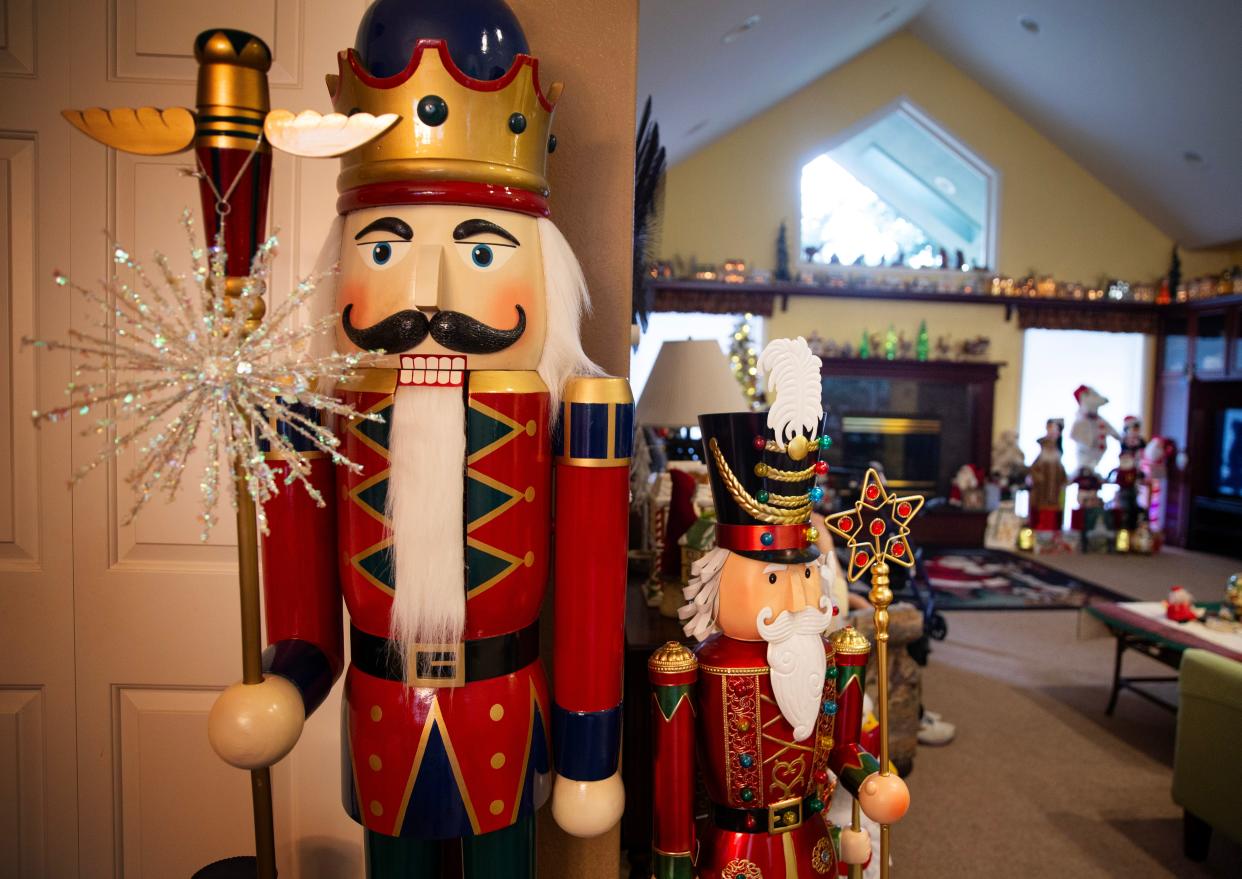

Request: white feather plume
left=758, top=337, right=823, bottom=442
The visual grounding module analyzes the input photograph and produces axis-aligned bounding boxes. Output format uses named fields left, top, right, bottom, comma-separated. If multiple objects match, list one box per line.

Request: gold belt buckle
left=768, top=796, right=803, bottom=834
left=407, top=641, right=465, bottom=688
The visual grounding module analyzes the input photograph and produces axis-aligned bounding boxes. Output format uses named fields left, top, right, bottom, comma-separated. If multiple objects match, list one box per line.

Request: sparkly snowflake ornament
left=26, top=210, right=382, bottom=539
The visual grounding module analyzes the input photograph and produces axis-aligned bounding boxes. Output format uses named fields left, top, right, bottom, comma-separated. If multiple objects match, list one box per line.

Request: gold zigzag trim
left=708, top=438, right=812, bottom=525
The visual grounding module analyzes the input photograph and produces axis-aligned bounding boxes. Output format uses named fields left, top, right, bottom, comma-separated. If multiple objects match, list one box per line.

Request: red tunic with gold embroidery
left=648, top=632, right=880, bottom=878
left=260, top=369, right=632, bottom=840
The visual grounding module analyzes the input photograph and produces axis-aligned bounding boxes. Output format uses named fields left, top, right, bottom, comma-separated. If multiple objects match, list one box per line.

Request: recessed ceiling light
left=685, top=119, right=710, bottom=136
left=1183, top=150, right=1204, bottom=165
left=722, top=14, right=761, bottom=44
left=1018, top=15, right=1040, bottom=34
left=933, top=175, right=957, bottom=196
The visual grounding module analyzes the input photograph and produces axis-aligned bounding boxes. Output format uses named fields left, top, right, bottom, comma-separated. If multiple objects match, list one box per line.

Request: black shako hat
left=698, top=338, right=831, bottom=563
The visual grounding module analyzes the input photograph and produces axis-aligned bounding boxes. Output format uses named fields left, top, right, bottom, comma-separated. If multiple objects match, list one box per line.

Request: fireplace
left=819, top=358, right=1002, bottom=499
left=840, top=416, right=941, bottom=492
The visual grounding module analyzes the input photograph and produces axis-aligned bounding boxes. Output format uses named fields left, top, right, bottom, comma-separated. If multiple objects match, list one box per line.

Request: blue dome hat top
left=356, top=0, right=531, bottom=80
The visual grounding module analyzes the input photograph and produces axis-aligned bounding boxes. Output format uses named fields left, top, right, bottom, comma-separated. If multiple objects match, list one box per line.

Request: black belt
left=350, top=621, right=539, bottom=685
left=713, top=795, right=821, bottom=834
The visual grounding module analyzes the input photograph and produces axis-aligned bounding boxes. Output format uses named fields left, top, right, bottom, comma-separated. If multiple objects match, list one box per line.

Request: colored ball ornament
left=752, top=435, right=767, bottom=451
left=744, top=814, right=757, bottom=830
left=814, top=769, right=829, bottom=785
left=805, top=526, right=819, bottom=543
left=818, top=435, right=833, bottom=450
left=808, top=486, right=824, bottom=502
left=753, top=463, right=768, bottom=477
left=760, top=531, right=775, bottom=547
left=854, top=551, right=870, bottom=567
left=738, top=719, right=751, bottom=732
left=826, top=666, right=839, bottom=679
left=739, top=753, right=754, bottom=768
left=897, top=501, right=912, bottom=518
left=416, top=94, right=449, bottom=126
left=866, top=484, right=880, bottom=500
left=508, top=112, right=527, bottom=133
left=787, top=435, right=809, bottom=461
left=807, top=796, right=824, bottom=814
left=822, top=700, right=838, bottom=715
left=870, top=519, right=885, bottom=536
left=740, top=787, right=754, bottom=802
left=547, top=133, right=558, bottom=153
left=838, top=516, right=853, bottom=531
left=832, top=604, right=840, bottom=616
left=756, top=489, right=770, bottom=503
left=814, top=460, right=829, bottom=476
left=783, top=809, right=798, bottom=825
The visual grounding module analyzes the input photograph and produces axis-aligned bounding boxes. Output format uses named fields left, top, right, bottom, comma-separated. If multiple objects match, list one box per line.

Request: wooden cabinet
left=1153, top=296, right=1242, bottom=556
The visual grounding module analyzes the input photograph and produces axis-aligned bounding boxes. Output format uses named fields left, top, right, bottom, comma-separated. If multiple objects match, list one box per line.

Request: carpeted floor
left=903, top=606, right=1241, bottom=877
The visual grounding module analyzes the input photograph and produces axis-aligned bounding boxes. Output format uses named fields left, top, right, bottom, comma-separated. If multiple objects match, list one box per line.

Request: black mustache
left=341, top=304, right=526, bottom=354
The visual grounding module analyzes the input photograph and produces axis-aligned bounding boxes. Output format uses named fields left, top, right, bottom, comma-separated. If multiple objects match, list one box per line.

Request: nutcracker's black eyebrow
left=354, top=217, right=412, bottom=241
left=452, top=218, right=520, bottom=246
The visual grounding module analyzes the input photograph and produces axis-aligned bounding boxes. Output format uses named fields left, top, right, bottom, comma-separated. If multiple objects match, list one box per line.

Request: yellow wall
left=658, top=29, right=1235, bottom=441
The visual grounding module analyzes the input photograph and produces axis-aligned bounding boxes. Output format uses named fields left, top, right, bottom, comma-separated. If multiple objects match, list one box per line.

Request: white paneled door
left=2, top=1, right=369, bottom=876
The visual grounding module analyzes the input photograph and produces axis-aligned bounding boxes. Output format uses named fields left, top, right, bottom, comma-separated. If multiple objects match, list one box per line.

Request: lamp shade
left=636, top=339, right=750, bottom=427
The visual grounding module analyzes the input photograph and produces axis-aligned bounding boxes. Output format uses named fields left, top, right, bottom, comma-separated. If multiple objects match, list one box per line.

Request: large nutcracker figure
left=651, top=339, right=909, bottom=878
left=207, top=1, right=631, bottom=874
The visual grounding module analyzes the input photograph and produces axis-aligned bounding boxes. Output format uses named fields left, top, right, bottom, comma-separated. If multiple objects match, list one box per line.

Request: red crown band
left=337, top=181, right=551, bottom=217
left=716, top=523, right=811, bottom=553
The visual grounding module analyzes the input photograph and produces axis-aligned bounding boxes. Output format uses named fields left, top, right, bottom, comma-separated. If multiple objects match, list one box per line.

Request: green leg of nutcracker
left=364, top=817, right=534, bottom=879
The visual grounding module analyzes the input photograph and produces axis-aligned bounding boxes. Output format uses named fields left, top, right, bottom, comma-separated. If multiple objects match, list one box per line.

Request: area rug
left=917, top=548, right=1128, bottom=610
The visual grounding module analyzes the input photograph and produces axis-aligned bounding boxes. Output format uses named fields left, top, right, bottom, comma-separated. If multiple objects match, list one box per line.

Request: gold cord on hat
left=708, top=438, right=812, bottom=524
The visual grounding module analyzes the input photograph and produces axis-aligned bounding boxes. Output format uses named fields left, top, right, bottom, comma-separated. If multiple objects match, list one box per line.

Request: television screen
left=1219, top=408, right=1242, bottom=497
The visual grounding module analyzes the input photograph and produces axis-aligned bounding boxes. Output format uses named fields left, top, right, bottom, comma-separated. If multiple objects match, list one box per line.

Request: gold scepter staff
left=823, top=468, right=922, bottom=878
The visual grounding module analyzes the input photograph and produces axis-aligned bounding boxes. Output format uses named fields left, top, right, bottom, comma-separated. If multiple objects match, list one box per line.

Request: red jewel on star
left=870, top=519, right=885, bottom=536
left=866, top=484, right=880, bottom=500
left=854, top=551, right=869, bottom=567
left=893, top=542, right=906, bottom=557
left=753, top=435, right=767, bottom=451
left=897, top=501, right=912, bottom=517
left=838, top=516, right=853, bottom=531
left=814, top=461, right=829, bottom=475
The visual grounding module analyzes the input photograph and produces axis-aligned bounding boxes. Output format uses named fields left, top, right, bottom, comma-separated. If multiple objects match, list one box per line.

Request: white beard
left=385, top=387, right=467, bottom=664
left=756, top=600, right=833, bottom=741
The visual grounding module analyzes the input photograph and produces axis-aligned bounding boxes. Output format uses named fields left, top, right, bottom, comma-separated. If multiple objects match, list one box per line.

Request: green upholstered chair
left=1173, top=648, right=1242, bottom=860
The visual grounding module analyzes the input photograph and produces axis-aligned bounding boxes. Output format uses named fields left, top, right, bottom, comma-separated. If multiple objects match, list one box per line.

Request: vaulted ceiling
left=639, top=0, right=1242, bottom=248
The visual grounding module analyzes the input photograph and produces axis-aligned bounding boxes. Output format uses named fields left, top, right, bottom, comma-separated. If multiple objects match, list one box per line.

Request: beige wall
left=515, top=3, right=637, bottom=876
left=657, top=29, right=1230, bottom=441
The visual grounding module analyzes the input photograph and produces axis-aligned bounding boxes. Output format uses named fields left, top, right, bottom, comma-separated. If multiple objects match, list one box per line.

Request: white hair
left=678, top=547, right=730, bottom=641
left=535, top=216, right=601, bottom=413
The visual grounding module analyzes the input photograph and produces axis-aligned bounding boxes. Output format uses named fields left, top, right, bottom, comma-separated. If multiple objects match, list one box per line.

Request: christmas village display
left=650, top=223, right=1242, bottom=307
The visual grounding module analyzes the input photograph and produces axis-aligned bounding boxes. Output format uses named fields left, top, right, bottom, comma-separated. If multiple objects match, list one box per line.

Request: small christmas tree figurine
left=917, top=319, right=929, bottom=361
left=885, top=324, right=897, bottom=360
left=859, top=328, right=871, bottom=359
left=775, top=221, right=792, bottom=282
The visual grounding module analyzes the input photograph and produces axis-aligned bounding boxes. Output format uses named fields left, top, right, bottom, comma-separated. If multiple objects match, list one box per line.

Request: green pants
left=364, top=817, right=534, bottom=879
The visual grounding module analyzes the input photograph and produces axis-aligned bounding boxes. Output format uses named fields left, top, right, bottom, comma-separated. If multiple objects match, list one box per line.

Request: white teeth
left=396, top=354, right=467, bottom=386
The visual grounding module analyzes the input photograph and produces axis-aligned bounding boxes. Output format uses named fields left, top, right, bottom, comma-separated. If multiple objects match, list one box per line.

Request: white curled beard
left=756, top=599, right=833, bottom=741
left=385, top=386, right=467, bottom=666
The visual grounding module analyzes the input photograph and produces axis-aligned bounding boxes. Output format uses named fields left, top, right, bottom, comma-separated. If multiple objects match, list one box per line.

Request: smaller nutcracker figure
left=1028, top=418, right=1067, bottom=531
left=1119, top=415, right=1146, bottom=457
left=651, top=338, right=909, bottom=879
left=990, top=429, right=1028, bottom=501
left=1108, top=449, right=1143, bottom=531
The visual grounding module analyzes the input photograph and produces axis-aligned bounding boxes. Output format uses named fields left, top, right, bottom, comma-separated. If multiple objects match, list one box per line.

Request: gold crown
left=328, top=40, right=561, bottom=203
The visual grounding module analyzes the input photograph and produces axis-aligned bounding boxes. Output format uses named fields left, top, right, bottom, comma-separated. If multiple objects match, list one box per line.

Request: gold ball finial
left=787, top=435, right=809, bottom=461
left=194, top=29, right=273, bottom=71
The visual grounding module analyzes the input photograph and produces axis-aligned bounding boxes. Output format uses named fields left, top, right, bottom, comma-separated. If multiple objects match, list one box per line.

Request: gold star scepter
left=822, top=468, right=923, bottom=879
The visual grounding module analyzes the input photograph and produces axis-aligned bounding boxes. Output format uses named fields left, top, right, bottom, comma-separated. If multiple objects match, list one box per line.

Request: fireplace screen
left=840, top=416, right=941, bottom=491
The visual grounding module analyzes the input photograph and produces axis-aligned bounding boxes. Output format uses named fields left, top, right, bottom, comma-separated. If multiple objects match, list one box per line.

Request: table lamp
left=637, top=338, right=750, bottom=431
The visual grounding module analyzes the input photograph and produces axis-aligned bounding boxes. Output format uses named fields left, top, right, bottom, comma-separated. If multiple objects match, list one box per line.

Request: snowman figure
left=1069, top=385, right=1120, bottom=475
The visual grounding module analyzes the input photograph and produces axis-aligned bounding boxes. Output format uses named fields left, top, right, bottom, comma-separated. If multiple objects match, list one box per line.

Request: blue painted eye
left=372, top=242, right=392, bottom=265
left=471, top=244, right=494, bottom=267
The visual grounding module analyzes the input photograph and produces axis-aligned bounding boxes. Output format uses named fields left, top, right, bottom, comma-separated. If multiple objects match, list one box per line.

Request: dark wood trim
left=819, top=357, right=1003, bottom=384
